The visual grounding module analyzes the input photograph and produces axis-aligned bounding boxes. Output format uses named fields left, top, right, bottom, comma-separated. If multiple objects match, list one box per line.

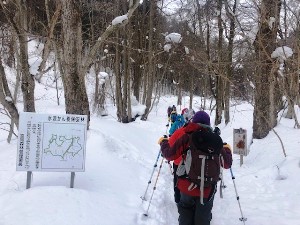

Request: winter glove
left=158, top=135, right=168, bottom=145
left=223, top=143, right=232, bottom=153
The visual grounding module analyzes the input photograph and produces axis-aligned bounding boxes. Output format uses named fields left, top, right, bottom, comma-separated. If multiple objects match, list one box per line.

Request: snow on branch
left=165, top=33, right=182, bottom=43
left=271, top=46, right=293, bottom=62
left=83, top=0, right=141, bottom=72
left=164, top=44, right=172, bottom=52
left=112, top=15, right=128, bottom=26
left=268, top=17, right=276, bottom=29
left=163, top=33, right=182, bottom=52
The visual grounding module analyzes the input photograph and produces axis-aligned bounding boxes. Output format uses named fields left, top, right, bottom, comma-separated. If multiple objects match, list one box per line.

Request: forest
left=0, top=0, right=299, bottom=142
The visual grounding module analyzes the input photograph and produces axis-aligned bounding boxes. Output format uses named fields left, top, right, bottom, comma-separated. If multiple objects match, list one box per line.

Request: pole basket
left=239, top=217, right=247, bottom=222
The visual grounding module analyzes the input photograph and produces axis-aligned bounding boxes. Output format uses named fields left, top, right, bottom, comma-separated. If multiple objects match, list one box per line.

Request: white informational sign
left=17, top=112, right=87, bottom=172
left=233, top=128, right=249, bottom=156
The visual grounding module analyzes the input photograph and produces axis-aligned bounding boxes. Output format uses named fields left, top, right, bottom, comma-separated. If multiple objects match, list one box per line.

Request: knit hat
left=192, top=111, right=210, bottom=126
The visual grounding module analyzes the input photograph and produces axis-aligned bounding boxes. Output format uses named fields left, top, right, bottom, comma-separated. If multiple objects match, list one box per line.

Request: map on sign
left=17, top=112, right=87, bottom=172
left=41, top=122, right=86, bottom=170
left=44, top=134, right=82, bottom=160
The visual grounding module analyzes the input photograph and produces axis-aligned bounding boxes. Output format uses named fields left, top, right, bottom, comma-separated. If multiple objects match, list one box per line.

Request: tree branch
left=83, top=0, right=141, bottom=72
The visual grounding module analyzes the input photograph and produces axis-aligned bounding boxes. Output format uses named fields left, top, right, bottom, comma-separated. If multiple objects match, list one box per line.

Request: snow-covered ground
left=1, top=80, right=300, bottom=225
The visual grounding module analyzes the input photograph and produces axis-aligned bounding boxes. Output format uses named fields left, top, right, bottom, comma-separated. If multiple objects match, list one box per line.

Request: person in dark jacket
left=158, top=111, right=232, bottom=225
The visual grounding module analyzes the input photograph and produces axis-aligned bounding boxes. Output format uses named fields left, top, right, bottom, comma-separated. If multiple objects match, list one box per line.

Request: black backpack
left=176, top=129, right=223, bottom=204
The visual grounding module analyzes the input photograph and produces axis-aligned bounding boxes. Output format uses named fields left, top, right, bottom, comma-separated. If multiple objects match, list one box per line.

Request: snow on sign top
left=112, top=15, right=128, bottom=25
left=271, top=46, right=293, bottom=61
left=165, top=33, right=182, bottom=43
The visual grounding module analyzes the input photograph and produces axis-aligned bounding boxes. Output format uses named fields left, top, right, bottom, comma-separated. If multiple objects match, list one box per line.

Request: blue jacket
left=169, top=114, right=185, bottom=135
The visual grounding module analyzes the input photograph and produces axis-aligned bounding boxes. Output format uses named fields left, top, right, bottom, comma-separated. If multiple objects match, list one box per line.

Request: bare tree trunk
left=195, top=0, right=205, bottom=45
left=115, top=38, right=123, bottom=121
left=215, top=0, right=224, bottom=126
left=0, top=56, right=19, bottom=129
left=114, top=0, right=124, bottom=122
left=60, top=0, right=90, bottom=122
left=93, top=64, right=110, bottom=116
left=141, top=0, right=155, bottom=120
left=297, top=29, right=300, bottom=107
left=126, top=12, right=133, bottom=121
left=177, top=73, right=182, bottom=106
left=122, top=36, right=129, bottom=123
left=253, top=0, right=281, bottom=139
left=6, top=1, right=36, bottom=112
left=53, top=61, right=60, bottom=106
left=132, top=64, right=141, bottom=101
left=284, top=56, right=300, bottom=128
left=205, top=2, right=214, bottom=100
left=36, top=0, right=62, bottom=82
left=189, top=70, right=194, bottom=109
left=224, top=0, right=237, bottom=125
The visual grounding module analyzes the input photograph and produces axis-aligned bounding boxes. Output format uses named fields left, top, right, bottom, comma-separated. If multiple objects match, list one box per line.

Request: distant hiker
left=172, top=105, right=177, bottom=112
left=169, top=113, right=185, bottom=136
left=166, top=105, right=178, bottom=127
left=168, top=108, right=196, bottom=203
left=158, top=110, right=232, bottom=225
left=182, top=108, right=195, bottom=123
left=181, top=108, right=188, bottom=121
left=167, top=106, right=173, bottom=120
left=169, top=108, right=195, bottom=136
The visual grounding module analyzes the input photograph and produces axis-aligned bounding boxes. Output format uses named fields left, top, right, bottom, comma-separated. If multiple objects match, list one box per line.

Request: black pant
left=177, top=193, right=214, bottom=225
left=173, top=164, right=181, bottom=203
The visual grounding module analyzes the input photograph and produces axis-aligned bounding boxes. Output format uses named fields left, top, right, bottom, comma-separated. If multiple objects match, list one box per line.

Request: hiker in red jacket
left=169, top=108, right=195, bottom=203
left=158, top=111, right=232, bottom=225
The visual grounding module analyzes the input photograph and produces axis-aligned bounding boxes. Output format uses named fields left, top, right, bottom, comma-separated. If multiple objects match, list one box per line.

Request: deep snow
left=1, top=84, right=300, bottom=225
left=1, top=38, right=300, bottom=224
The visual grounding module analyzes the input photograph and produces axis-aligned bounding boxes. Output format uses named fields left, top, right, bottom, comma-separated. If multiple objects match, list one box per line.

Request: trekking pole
left=141, top=149, right=161, bottom=202
left=230, top=168, right=247, bottom=224
left=144, top=157, right=164, bottom=217
left=219, top=157, right=227, bottom=199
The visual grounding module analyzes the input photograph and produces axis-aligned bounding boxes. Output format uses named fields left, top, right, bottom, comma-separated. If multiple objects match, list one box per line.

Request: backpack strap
left=198, top=154, right=219, bottom=205
left=198, top=155, right=206, bottom=205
